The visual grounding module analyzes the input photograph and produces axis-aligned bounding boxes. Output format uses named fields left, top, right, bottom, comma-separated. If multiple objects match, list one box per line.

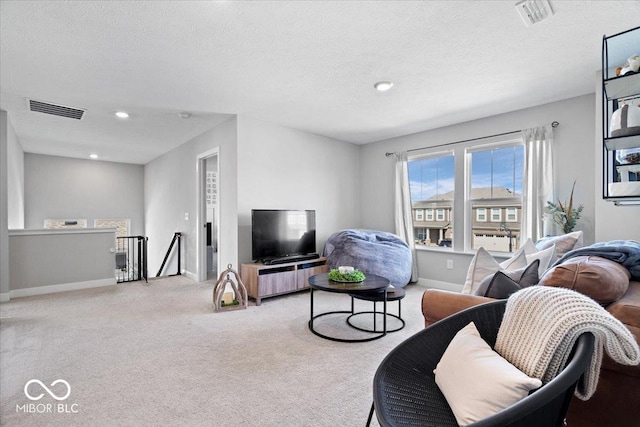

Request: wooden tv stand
left=240, top=257, right=328, bottom=305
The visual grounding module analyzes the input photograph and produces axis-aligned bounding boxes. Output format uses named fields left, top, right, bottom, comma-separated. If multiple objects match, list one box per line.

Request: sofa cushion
left=603, top=283, right=640, bottom=377
left=462, top=247, right=527, bottom=294
left=607, top=281, right=640, bottom=330
left=539, top=256, right=630, bottom=305
left=535, top=231, right=583, bottom=259
left=434, top=322, right=542, bottom=426
left=421, top=289, right=494, bottom=328
left=517, top=239, right=557, bottom=277
left=474, top=260, right=540, bottom=299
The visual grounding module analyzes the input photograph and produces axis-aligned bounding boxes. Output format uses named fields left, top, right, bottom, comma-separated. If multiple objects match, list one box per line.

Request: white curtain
left=394, top=152, right=419, bottom=282
left=521, top=125, right=554, bottom=242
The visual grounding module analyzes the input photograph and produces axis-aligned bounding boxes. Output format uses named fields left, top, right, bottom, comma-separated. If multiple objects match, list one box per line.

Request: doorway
left=197, top=148, right=220, bottom=282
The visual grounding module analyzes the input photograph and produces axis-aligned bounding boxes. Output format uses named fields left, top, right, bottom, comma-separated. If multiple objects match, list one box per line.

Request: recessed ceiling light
left=179, top=112, right=191, bottom=119
left=115, top=111, right=129, bottom=119
left=89, top=154, right=99, bottom=159
left=374, top=81, right=394, bottom=92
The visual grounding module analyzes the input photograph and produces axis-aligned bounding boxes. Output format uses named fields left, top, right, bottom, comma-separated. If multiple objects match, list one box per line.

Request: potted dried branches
left=546, top=181, right=584, bottom=234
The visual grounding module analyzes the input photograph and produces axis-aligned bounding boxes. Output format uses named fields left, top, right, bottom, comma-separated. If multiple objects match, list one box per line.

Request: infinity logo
left=24, top=379, right=71, bottom=401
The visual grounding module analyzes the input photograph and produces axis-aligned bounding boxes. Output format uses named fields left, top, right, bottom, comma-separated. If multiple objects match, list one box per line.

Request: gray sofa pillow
left=474, top=260, right=540, bottom=299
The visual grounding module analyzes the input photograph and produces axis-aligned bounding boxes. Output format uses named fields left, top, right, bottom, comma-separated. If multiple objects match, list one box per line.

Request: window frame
left=408, top=136, right=524, bottom=253
left=476, top=207, right=487, bottom=222
left=506, top=207, right=517, bottom=222
left=466, top=139, right=524, bottom=252
left=425, top=209, right=434, bottom=221
left=44, top=219, right=88, bottom=229
left=94, top=218, right=131, bottom=238
left=490, top=208, right=502, bottom=222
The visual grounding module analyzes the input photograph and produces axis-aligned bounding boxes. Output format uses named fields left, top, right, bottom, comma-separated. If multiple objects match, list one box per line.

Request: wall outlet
left=446, top=259, right=453, bottom=270
left=184, top=212, right=189, bottom=220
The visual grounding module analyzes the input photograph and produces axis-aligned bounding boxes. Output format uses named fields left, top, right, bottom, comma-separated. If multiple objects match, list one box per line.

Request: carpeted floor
left=0, top=276, right=429, bottom=426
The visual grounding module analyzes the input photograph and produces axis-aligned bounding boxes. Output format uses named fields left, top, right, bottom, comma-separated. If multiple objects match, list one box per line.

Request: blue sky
left=409, top=146, right=524, bottom=201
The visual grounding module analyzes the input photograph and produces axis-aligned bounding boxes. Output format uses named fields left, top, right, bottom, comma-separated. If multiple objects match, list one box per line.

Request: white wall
left=8, top=228, right=116, bottom=293
left=145, top=117, right=238, bottom=278
left=0, top=109, right=22, bottom=300
left=6, top=113, right=24, bottom=229
left=360, top=94, right=596, bottom=287
left=24, top=154, right=145, bottom=235
left=0, top=111, right=10, bottom=299
left=594, top=71, right=640, bottom=241
left=236, top=116, right=361, bottom=263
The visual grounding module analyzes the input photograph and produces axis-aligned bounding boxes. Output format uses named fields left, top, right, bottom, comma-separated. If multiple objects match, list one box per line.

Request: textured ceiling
left=1, top=1, right=639, bottom=164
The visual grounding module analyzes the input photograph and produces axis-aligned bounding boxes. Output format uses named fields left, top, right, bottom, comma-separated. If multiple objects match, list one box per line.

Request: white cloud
left=410, top=177, right=455, bottom=201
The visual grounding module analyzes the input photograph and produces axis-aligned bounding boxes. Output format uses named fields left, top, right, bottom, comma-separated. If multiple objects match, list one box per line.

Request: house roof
left=414, top=187, right=521, bottom=206
left=1, top=1, right=638, bottom=164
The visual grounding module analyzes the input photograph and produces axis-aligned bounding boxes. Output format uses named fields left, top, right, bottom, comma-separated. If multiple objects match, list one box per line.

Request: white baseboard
left=0, top=292, right=9, bottom=302
left=183, top=270, right=198, bottom=281
left=416, top=278, right=462, bottom=293
left=9, top=278, right=116, bottom=299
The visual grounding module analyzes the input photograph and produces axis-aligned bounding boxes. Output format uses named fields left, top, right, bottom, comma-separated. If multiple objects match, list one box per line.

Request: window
left=470, top=144, right=523, bottom=252
left=408, top=140, right=524, bottom=253
left=95, top=219, right=131, bottom=249
left=491, top=208, right=502, bottom=222
left=94, top=219, right=130, bottom=239
left=408, top=153, right=454, bottom=247
left=44, top=219, right=87, bottom=229
left=415, top=209, right=424, bottom=221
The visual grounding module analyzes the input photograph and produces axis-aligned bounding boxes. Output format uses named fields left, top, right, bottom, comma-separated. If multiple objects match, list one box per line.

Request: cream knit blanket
left=495, top=286, right=640, bottom=400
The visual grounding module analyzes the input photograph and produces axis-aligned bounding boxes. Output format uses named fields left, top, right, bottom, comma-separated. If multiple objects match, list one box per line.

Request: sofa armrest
left=603, top=281, right=640, bottom=376
left=607, top=281, right=640, bottom=330
left=421, top=289, right=494, bottom=327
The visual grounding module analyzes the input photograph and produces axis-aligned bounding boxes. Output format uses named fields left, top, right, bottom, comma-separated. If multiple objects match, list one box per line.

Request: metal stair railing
left=156, top=232, right=182, bottom=277
left=115, top=236, right=148, bottom=283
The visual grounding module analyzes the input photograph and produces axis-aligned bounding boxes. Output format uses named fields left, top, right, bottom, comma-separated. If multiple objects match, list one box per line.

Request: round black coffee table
left=308, top=273, right=390, bottom=342
left=347, top=286, right=406, bottom=333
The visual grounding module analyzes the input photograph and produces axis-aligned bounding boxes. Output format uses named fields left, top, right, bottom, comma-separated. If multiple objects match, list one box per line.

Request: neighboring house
left=412, top=198, right=453, bottom=245
left=413, top=187, right=521, bottom=252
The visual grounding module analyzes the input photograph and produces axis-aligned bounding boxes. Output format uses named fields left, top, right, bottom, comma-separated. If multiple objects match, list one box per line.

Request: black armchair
left=367, top=300, right=595, bottom=427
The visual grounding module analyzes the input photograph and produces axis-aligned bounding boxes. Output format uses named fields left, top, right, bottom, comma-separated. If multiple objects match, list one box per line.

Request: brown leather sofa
left=421, top=257, right=640, bottom=427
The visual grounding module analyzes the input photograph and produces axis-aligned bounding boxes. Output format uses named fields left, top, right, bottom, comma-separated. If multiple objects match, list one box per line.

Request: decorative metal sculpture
left=213, top=264, right=248, bottom=312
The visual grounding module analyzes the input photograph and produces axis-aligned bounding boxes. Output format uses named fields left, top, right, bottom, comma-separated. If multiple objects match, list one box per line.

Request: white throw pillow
left=434, top=322, right=543, bottom=426
left=516, top=239, right=556, bottom=277
left=535, top=231, right=583, bottom=259
left=518, top=238, right=538, bottom=256
left=462, top=248, right=527, bottom=294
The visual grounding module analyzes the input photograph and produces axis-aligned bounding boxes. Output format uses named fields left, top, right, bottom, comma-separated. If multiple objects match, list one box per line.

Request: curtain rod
left=384, top=121, right=559, bottom=157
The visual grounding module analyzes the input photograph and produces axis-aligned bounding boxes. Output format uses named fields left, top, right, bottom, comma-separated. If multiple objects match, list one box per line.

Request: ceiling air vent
left=515, top=0, right=554, bottom=27
left=28, top=99, right=85, bottom=120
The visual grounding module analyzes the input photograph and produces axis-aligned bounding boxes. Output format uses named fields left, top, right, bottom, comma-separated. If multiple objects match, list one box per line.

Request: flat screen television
left=251, top=209, right=316, bottom=262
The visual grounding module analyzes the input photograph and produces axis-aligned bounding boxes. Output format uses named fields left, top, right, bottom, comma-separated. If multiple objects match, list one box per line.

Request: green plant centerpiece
left=545, top=181, right=584, bottom=234
left=328, top=268, right=366, bottom=283
left=220, top=299, right=240, bottom=307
